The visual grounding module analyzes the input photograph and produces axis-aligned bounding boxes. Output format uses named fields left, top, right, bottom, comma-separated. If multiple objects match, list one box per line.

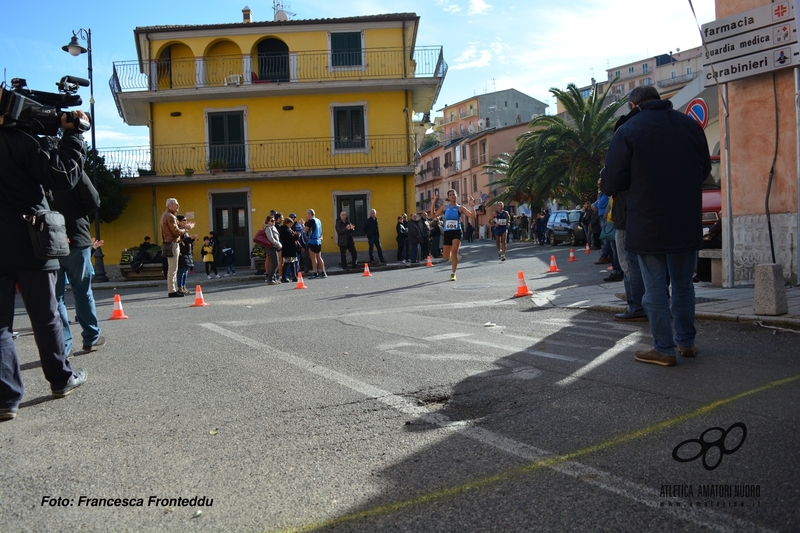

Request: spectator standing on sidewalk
left=51, top=170, right=105, bottom=355
left=222, top=242, right=236, bottom=276
left=201, top=237, right=218, bottom=280
left=601, top=103, right=646, bottom=322
left=263, top=215, right=282, bottom=284
left=176, top=216, right=197, bottom=294
left=395, top=215, right=408, bottom=262
left=364, top=209, right=386, bottom=264
left=603, top=86, right=710, bottom=367
left=407, top=213, right=422, bottom=264
left=430, top=216, right=442, bottom=256
left=335, top=211, right=359, bottom=269
left=161, top=198, right=195, bottom=297
left=419, top=211, right=431, bottom=260
left=290, top=213, right=309, bottom=275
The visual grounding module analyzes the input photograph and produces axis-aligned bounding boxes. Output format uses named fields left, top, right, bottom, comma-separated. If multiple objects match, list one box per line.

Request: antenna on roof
left=273, top=0, right=296, bottom=20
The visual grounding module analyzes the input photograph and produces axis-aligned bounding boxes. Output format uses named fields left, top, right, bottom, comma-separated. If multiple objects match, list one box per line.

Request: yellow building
left=105, top=9, right=446, bottom=267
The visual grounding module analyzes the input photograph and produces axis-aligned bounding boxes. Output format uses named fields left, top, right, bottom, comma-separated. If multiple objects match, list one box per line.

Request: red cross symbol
left=774, top=4, right=787, bottom=18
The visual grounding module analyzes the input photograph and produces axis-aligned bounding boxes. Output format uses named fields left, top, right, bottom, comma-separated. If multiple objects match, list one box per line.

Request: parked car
left=702, top=155, right=721, bottom=230
left=546, top=209, right=586, bottom=246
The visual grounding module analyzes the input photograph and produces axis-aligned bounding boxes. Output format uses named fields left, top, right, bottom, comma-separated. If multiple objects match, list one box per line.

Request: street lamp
left=62, top=29, right=107, bottom=281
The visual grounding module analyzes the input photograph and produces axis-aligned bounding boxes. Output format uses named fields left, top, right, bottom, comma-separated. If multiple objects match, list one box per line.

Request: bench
left=119, top=263, right=165, bottom=281
left=698, top=249, right=722, bottom=287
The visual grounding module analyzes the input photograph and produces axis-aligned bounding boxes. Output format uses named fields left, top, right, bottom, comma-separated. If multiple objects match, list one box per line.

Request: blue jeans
left=410, top=242, right=419, bottom=263
left=608, top=237, right=622, bottom=274
left=616, top=229, right=644, bottom=315
left=56, top=246, right=101, bottom=353
left=178, top=266, right=188, bottom=289
left=368, top=237, right=384, bottom=262
left=638, top=252, right=697, bottom=355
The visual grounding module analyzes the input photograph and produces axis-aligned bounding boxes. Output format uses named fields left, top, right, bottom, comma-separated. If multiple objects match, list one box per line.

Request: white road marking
left=556, top=332, right=645, bottom=386
left=200, top=323, right=772, bottom=533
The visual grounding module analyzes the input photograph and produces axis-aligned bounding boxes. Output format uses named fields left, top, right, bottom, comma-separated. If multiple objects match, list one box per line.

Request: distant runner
left=491, top=201, right=510, bottom=261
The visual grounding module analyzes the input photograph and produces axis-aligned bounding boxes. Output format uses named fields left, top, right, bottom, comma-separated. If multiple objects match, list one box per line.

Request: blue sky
left=1, top=0, right=715, bottom=148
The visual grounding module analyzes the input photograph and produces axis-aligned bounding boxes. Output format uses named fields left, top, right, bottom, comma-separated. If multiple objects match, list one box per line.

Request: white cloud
left=467, top=0, right=491, bottom=16
left=442, top=4, right=461, bottom=13
left=450, top=44, right=492, bottom=70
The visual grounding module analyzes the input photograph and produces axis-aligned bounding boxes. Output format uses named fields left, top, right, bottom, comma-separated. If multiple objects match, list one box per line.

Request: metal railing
left=657, top=72, right=698, bottom=88
left=98, top=135, right=411, bottom=177
left=111, top=46, right=446, bottom=91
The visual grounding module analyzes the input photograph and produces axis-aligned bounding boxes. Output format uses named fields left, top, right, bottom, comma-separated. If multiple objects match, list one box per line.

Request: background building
left=102, top=8, right=446, bottom=266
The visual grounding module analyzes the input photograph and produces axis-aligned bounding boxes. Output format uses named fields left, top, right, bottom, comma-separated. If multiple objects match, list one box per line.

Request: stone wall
left=724, top=213, right=797, bottom=285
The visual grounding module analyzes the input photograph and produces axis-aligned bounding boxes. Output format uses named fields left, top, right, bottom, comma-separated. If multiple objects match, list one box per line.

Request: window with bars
left=333, top=106, right=365, bottom=150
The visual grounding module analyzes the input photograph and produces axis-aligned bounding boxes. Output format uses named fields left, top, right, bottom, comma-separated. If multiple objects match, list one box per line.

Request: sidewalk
left=90, top=258, right=420, bottom=291
left=531, top=281, right=800, bottom=329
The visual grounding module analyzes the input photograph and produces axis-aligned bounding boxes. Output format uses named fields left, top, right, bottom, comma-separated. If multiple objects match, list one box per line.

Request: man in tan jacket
left=160, top=198, right=194, bottom=297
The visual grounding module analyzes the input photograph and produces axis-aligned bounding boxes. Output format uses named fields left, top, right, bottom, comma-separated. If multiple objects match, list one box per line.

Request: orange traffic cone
left=294, top=273, right=307, bottom=290
left=109, top=294, right=128, bottom=320
left=584, top=243, right=592, bottom=254
left=190, top=285, right=210, bottom=307
left=513, top=271, right=533, bottom=298
left=426, top=255, right=433, bottom=267
left=567, top=248, right=577, bottom=262
left=363, top=263, right=372, bottom=277
left=546, top=255, right=560, bottom=273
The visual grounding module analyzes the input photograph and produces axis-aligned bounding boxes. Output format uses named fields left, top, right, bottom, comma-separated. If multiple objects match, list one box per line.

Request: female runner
left=430, top=189, right=475, bottom=281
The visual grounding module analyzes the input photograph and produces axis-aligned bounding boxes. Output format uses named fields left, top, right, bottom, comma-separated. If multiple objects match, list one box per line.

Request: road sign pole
left=795, top=67, right=800, bottom=284
left=723, top=82, right=735, bottom=288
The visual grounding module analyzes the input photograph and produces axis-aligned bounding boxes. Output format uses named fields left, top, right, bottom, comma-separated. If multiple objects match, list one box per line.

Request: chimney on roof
left=242, top=6, right=252, bottom=23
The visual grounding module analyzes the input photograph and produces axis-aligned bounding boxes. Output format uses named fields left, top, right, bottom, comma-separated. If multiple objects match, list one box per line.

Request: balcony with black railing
left=111, top=47, right=447, bottom=92
left=99, top=134, right=412, bottom=178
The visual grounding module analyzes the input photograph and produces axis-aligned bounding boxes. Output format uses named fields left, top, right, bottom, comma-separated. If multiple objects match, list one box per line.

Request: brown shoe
left=594, top=257, right=611, bottom=265
left=678, top=345, right=697, bottom=357
left=635, top=349, right=676, bottom=367
left=615, top=292, right=627, bottom=301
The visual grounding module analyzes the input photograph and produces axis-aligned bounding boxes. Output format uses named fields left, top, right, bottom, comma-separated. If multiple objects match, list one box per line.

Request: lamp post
left=62, top=28, right=108, bottom=282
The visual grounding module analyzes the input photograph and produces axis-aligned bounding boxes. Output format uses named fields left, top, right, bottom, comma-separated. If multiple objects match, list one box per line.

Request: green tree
left=490, top=82, right=627, bottom=209
left=419, top=133, right=439, bottom=153
left=84, top=149, right=131, bottom=224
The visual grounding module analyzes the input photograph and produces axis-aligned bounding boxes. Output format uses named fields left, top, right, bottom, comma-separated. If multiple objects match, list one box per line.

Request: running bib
left=496, top=218, right=507, bottom=226
left=445, top=220, right=458, bottom=230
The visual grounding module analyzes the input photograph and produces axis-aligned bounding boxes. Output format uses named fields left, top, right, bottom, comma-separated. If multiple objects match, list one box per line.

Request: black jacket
left=50, top=170, right=100, bottom=249
left=334, top=218, right=355, bottom=246
left=602, top=100, right=710, bottom=254
left=364, top=216, right=380, bottom=239
left=407, top=219, right=422, bottom=245
left=0, top=128, right=86, bottom=272
left=419, top=217, right=431, bottom=237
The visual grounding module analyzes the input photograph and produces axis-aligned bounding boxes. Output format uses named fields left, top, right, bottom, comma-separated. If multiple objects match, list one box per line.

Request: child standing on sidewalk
left=201, top=236, right=220, bottom=279
left=222, top=242, right=236, bottom=276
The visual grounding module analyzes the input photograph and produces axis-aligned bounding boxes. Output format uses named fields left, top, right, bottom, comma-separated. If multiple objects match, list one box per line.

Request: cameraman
left=0, top=110, right=90, bottom=421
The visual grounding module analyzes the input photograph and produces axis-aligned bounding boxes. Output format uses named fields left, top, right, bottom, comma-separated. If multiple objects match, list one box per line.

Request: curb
left=587, top=304, right=800, bottom=329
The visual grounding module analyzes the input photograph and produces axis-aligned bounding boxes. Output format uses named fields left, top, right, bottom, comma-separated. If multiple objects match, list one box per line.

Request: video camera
left=0, top=76, right=91, bottom=136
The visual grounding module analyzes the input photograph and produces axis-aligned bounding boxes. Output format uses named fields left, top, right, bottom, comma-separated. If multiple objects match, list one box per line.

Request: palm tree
left=489, top=82, right=626, bottom=210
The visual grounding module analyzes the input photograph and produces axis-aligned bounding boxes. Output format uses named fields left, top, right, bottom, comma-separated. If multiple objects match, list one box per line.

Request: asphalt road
left=2, top=240, right=798, bottom=532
